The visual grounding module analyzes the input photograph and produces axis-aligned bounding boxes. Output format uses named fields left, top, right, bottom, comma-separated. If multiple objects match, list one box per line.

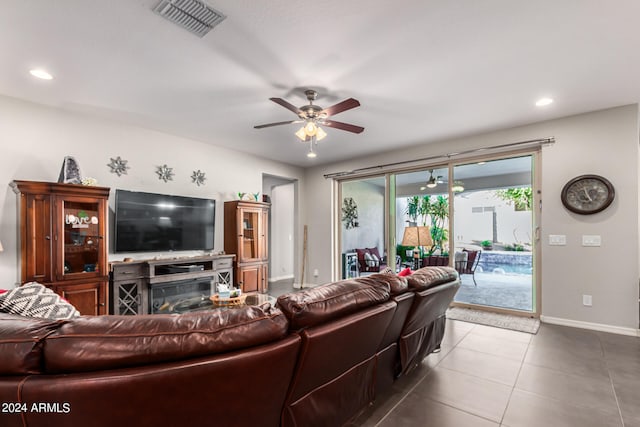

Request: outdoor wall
left=0, top=95, right=305, bottom=288
left=304, top=104, right=639, bottom=332
left=341, top=179, right=385, bottom=256
left=454, top=190, right=533, bottom=247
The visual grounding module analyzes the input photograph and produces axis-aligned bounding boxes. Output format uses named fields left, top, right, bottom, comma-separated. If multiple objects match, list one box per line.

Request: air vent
left=154, top=0, right=226, bottom=38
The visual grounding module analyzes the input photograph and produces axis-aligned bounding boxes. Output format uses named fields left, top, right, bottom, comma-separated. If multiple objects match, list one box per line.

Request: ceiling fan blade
left=254, top=120, right=300, bottom=129
left=269, top=97, right=302, bottom=115
left=322, top=119, right=364, bottom=134
left=321, top=98, right=360, bottom=116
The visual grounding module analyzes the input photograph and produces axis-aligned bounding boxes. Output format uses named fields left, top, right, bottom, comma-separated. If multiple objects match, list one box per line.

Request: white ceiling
left=1, top=0, right=639, bottom=167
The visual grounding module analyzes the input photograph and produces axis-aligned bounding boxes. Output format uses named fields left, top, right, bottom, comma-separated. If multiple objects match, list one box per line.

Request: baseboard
left=540, top=315, right=640, bottom=337
left=268, top=275, right=294, bottom=283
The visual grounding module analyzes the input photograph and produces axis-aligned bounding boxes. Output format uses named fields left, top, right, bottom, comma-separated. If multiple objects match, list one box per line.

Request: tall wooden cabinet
left=11, top=180, right=110, bottom=315
left=224, top=201, right=270, bottom=293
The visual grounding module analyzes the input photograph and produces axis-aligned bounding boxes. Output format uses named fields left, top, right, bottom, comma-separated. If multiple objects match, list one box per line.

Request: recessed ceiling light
left=29, top=69, right=53, bottom=80
left=419, top=186, right=426, bottom=191
left=535, top=97, right=553, bottom=107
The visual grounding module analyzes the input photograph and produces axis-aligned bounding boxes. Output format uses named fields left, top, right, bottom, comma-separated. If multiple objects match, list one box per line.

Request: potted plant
left=481, top=240, right=493, bottom=250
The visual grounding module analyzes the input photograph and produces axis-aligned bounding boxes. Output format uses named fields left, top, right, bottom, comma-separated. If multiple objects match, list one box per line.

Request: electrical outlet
left=583, top=294, right=592, bottom=306
left=313, top=269, right=319, bottom=277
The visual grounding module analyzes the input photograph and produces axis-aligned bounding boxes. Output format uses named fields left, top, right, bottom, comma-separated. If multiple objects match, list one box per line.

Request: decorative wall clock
left=560, top=174, right=615, bottom=214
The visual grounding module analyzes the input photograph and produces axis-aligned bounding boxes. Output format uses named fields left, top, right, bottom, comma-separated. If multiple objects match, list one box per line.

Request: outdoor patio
left=454, top=270, right=533, bottom=311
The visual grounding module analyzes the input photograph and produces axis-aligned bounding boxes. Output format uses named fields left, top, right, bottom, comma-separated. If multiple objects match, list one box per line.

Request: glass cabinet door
left=240, top=209, right=260, bottom=261
left=58, top=198, right=105, bottom=279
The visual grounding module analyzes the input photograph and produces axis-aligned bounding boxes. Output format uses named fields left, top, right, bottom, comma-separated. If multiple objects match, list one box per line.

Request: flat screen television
left=114, top=189, right=215, bottom=253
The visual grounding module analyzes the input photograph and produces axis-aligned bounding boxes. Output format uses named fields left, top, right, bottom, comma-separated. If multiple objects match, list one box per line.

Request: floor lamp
left=401, top=226, right=433, bottom=270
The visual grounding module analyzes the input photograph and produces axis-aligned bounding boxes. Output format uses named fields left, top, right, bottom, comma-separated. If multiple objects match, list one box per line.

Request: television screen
left=114, top=190, right=215, bottom=253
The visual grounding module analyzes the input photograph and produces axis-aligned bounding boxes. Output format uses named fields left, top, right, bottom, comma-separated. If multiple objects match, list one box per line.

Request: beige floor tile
left=502, top=389, right=622, bottom=427
left=438, top=346, right=522, bottom=386
left=412, top=366, right=512, bottom=422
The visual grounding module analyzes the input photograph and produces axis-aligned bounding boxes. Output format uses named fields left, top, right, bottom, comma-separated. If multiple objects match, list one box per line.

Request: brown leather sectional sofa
left=0, top=267, right=459, bottom=427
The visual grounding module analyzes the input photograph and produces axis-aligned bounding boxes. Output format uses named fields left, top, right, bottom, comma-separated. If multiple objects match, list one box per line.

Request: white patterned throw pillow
left=0, top=282, right=80, bottom=320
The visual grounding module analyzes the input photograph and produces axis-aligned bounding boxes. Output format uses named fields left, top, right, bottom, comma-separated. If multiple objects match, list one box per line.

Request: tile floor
left=266, top=278, right=639, bottom=426
left=351, top=320, right=640, bottom=427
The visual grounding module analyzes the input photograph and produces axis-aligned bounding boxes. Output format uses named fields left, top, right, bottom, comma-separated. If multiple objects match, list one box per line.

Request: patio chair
left=355, top=247, right=387, bottom=274
left=455, top=249, right=481, bottom=286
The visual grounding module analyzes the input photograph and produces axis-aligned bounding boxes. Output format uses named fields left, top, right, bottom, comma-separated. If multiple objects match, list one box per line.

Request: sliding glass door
left=451, top=155, right=537, bottom=313
left=335, top=150, right=540, bottom=316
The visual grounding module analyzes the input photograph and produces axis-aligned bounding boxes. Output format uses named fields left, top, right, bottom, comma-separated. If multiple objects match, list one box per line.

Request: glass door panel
left=61, top=200, right=102, bottom=277
left=339, top=177, right=387, bottom=278
left=241, top=210, right=259, bottom=260
left=395, top=167, right=450, bottom=270
left=452, top=155, right=535, bottom=312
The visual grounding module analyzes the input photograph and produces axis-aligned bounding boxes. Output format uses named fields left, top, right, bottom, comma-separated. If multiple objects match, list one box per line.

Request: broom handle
left=301, top=225, right=308, bottom=288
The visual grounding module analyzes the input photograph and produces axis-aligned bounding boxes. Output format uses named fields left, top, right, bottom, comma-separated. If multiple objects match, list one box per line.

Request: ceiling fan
left=422, top=170, right=445, bottom=190
left=254, top=89, right=364, bottom=139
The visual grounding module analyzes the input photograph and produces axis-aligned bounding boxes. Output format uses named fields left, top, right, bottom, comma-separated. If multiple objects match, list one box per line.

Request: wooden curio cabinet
left=224, top=200, right=270, bottom=293
left=11, top=180, right=110, bottom=315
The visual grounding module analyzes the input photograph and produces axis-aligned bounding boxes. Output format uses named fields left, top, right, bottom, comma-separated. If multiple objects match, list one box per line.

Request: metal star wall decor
left=191, top=170, right=206, bottom=186
left=156, top=164, right=174, bottom=182
left=107, top=156, right=130, bottom=177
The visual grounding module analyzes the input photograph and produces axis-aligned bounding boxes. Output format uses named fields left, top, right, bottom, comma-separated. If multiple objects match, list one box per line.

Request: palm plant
left=428, top=195, right=449, bottom=254
left=404, top=196, right=420, bottom=225
left=418, top=195, right=430, bottom=226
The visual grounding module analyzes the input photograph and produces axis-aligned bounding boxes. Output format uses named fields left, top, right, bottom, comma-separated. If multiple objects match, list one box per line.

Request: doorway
left=451, top=154, right=538, bottom=314
left=262, top=174, right=297, bottom=291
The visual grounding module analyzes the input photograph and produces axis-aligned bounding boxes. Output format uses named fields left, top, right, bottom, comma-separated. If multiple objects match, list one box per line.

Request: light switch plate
left=582, top=235, right=601, bottom=247
left=549, top=235, right=567, bottom=246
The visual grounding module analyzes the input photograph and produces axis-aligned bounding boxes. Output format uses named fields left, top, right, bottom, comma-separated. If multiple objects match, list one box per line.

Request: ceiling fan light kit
left=255, top=89, right=364, bottom=158
left=452, top=181, right=465, bottom=193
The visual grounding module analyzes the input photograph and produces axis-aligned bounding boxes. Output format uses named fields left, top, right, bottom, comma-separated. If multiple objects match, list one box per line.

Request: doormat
left=447, top=307, right=540, bottom=334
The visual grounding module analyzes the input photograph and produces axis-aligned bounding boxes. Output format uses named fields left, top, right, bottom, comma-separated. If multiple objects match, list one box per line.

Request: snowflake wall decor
left=342, top=197, right=359, bottom=229
left=191, top=170, right=206, bottom=186
left=107, top=156, right=130, bottom=177
left=156, top=164, right=174, bottom=182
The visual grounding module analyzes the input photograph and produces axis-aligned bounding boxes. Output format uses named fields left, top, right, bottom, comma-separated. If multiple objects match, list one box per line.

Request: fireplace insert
left=150, top=278, right=215, bottom=314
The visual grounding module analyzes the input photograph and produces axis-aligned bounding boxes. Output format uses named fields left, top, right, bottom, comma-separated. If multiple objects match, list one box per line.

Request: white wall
left=0, top=95, right=304, bottom=287
left=305, top=105, right=639, bottom=331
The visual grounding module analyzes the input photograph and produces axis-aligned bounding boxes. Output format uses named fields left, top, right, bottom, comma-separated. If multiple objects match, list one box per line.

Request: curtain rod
left=324, top=137, right=555, bottom=179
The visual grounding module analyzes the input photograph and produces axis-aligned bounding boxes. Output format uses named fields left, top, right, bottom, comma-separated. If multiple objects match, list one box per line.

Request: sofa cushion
left=277, top=279, right=391, bottom=330
left=0, top=282, right=80, bottom=320
left=0, top=313, right=62, bottom=375
left=43, top=304, right=289, bottom=373
left=406, top=266, right=458, bottom=290
left=357, top=272, right=408, bottom=296
left=366, top=247, right=382, bottom=261
left=364, top=251, right=376, bottom=267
